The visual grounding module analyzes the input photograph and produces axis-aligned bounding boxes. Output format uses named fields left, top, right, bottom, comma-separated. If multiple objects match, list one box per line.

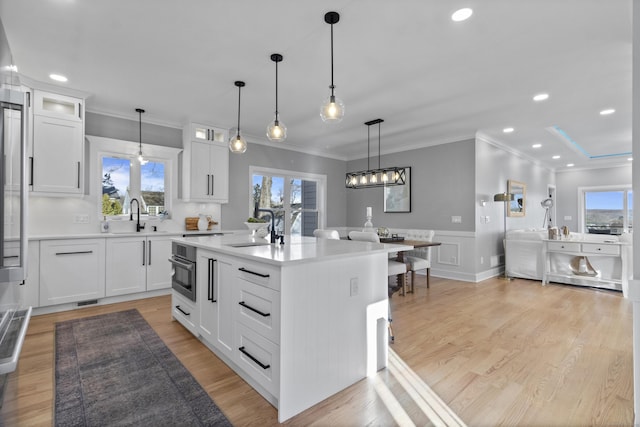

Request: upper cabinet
left=180, top=123, right=229, bottom=203
left=30, top=90, right=85, bottom=194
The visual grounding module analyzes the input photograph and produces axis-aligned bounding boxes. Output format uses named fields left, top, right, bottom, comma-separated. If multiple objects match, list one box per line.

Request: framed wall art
left=383, top=167, right=411, bottom=212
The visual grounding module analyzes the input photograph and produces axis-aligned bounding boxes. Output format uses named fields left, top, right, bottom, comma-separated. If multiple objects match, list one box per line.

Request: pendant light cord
left=237, top=85, right=242, bottom=137
left=367, top=124, right=371, bottom=170
left=378, top=121, right=381, bottom=169
left=275, top=59, right=279, bottom=119
left=330, top=22, right=335, bottom=96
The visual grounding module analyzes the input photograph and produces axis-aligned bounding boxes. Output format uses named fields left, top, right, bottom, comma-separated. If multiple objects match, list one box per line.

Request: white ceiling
left=0, top=0, right=632, bottom=170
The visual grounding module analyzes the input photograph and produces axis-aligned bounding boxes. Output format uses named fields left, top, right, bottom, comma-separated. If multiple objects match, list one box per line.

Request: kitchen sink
left=225, top=242, right=271, bottom=248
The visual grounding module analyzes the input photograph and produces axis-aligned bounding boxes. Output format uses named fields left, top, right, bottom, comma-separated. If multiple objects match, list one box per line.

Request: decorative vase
left=197, top=214, right=209, bottom=231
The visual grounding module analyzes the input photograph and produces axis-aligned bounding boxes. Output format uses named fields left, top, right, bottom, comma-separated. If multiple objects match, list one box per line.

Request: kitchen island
left=170, top=234, right=405, bottom=422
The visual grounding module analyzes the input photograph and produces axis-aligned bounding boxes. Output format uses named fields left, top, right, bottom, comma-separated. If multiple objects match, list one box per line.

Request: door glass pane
left=585, top=191, right=624, bottom=235
left=102, top=157, right=130, bottom=216
left=141, top=161, right=165, bottom=216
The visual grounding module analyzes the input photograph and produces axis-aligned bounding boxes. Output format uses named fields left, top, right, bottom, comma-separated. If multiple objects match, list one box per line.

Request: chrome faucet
left=130, top=198, right=145, bottom=232
left=254, top=202, right=282, bottom=244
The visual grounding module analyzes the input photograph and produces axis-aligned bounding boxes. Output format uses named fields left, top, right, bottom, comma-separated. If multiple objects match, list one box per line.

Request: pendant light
left=229, top=81, right=247, bottom=153
left=266, top=53, right=287, bottom=142
left=135, top=108, right=148, bottom=165
left=320, top=11, right=345, bottom=123
left=345, top=119, right=407, bottom=189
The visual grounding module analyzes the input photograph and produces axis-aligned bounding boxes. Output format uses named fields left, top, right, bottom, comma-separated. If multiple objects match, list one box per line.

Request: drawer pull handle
left=239, top=301, right=270, bottom=317
left=239, top=346, right=270, bottom=370
left=175, top=305, right=190, bottom=316
left=238, top=267, right=270, bottom=278
left=55, top=250, right=93, bottom=256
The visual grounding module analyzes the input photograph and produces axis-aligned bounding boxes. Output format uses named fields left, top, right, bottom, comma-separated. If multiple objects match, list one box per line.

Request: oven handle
left=168, top=257, right=194, bottom=271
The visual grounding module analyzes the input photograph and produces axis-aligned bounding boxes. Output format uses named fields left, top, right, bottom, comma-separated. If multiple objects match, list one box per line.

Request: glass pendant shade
left=266, top=117, right=287, bottom=142
left=320, top=91, right=345, bottom=123
left=229, top=132, right=247, bottom=153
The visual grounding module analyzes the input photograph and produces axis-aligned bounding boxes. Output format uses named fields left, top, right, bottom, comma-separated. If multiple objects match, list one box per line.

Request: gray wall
left=86, top=112, right=182, bottom=148
left=556, top=165, right=632, bottom=233
left=222, top=142, right=347, bottom=230
left=346, top=139, right=476, bottom=231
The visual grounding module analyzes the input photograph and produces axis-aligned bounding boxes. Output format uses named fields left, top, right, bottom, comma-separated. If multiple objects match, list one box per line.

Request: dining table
left=378, top=238, right=441, bottom=295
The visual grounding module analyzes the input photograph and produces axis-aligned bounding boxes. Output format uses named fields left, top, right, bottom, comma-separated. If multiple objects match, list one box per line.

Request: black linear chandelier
left=345, top=119, right=407, bottom=189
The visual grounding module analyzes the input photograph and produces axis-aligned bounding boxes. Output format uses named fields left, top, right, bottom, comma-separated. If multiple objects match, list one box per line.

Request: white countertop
left=27, top=230, right=233, bottom=240
left=172, top=234, right=412, bottom=266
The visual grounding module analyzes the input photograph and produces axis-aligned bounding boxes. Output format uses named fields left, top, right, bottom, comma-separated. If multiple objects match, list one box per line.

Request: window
left=579, top=186, right=632, bottom=235
left=250, top=167, right=326, bottom=236
left=101, top=156, right=166, bottom=217
left=91, top=136, right=174, bottom=219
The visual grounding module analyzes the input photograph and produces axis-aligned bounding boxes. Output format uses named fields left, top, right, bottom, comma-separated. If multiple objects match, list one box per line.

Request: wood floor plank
left=0, top=276, right=633, bottom=426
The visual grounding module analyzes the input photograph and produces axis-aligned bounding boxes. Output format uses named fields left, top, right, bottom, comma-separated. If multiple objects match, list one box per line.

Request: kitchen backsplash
left=28, top=196, right=222, bottom=236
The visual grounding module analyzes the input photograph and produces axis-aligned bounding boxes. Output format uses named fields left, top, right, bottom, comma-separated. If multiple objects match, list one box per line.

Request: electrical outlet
left=480, top=256, right=484, bottom=265
left=564, top=215, right=572, bottom=220
left=350, top=278, right=359, bottom=296
left=485, top=215, right=490, bottom=223
left=73, top=214, right=90, bottom=224
left=451, top=216, right=462, bottom=223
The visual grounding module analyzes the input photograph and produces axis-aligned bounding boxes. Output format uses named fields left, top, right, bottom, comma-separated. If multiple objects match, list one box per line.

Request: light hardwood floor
left=0, top=276, right=633, bottom=426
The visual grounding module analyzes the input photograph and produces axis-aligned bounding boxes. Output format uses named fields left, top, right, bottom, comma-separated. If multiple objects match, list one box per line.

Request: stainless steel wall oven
left=169, top=242, right=196, bottom=301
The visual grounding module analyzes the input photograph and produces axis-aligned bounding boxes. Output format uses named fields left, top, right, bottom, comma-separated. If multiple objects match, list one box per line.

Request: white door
left=189, top=140, right=211, bottom=200
left=146, top=235, right=172, bottom=291
left=105, top=237, right=146, bottom=296
left=32, top=115, right=82, bottom=193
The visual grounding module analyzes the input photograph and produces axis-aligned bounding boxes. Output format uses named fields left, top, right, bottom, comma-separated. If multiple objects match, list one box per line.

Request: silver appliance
left=169, top=242, right=196, bottom=301
left=0, top=86, right=31, bottom=406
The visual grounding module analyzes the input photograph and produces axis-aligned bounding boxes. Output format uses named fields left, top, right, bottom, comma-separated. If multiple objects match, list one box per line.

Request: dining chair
left=404, top=230, right=435, bottom=292
left=348, top=230, right=407, bottom=343
left=313, top=229, right=340, bottom=240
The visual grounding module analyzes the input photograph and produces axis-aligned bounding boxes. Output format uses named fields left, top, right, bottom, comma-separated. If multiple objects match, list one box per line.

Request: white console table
left=541, top=239, right=630, bottom=297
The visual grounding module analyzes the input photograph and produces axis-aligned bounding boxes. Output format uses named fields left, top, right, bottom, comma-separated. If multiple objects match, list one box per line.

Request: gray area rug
left=55, top=309, right=232, bottom=426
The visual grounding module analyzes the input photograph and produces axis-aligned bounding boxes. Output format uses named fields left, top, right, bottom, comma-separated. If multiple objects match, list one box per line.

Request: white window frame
left=249, top=166, right=327, bottom=234
left=578, top=184, right=632, bottom=234
left=88, top=136, right=178, bottom=220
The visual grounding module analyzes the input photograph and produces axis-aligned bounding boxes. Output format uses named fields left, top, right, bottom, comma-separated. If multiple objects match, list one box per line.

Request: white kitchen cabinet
left=106, top=234, right=173, bottom=296
left=181, top=123, right=229, bottom=203
left=33, top=91, right=82, bottom=121
left=106, top=237, right=146, bottom=297
left=39, top=239, right=105, bottom=306
left=197, top=250, right=235, bottom=359
left=172, top=290, right=198, bottom=336
left=146, top=235, right=172, bottom=291
left=31, top=90, right=84, bottom=194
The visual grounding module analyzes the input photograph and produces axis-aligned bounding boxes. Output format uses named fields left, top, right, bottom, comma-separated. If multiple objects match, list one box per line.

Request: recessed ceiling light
left=49, top=73, right=68, bottom=82
left=533, top=93, right=549, bottom=102
left=566, top=163, right=574, bottom=167
left=552, top=155, right=560, bottom=159
left=451, top=8, right=473, bottom=22
left=600, top=109, right=615, bottom=115
left=503, top=127, right=514, bottom=133
left=532, top=143, right=542, bottom=148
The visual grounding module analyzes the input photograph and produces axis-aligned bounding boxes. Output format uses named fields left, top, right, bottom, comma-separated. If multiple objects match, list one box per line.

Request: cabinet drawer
left=581, top=243, right=620, bottom=255
left=172, top=291, right=198, bottom=336
left=547, top=241, right=581, bottom=252
left=236, top=260, right=280, bottom=291
left=236, top=278, right=280, bottom=344
left=235, top=323, right=280, bottom=396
